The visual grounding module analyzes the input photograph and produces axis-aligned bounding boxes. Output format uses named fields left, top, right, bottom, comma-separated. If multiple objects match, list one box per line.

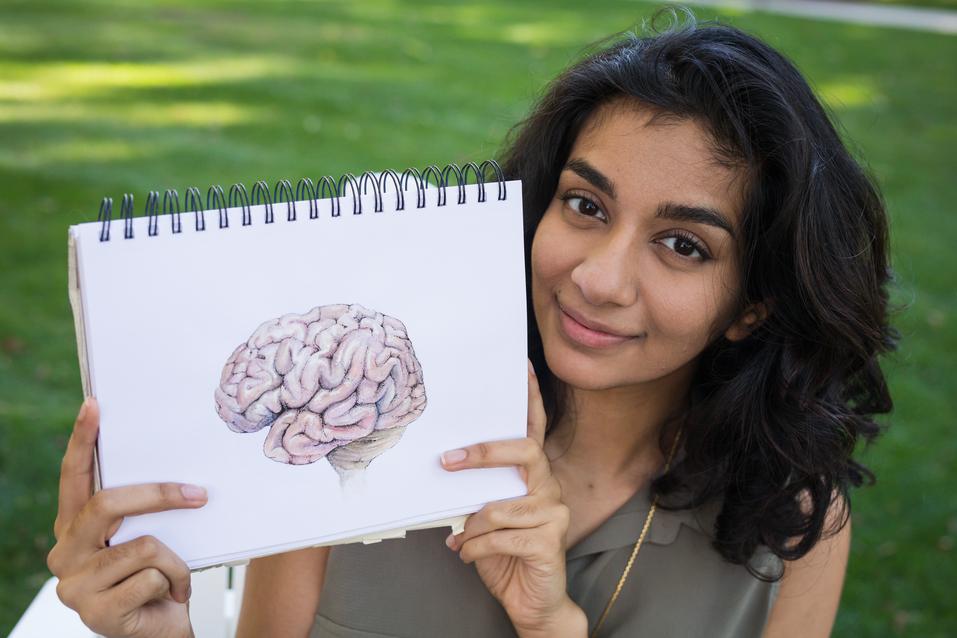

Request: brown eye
left=577, top=198, right=600, bottom=216
left=561, top=195, right=607, bottom=221
left=674, top=237, right=697, bottom=256
left=659, top=233, right=710, bottom=262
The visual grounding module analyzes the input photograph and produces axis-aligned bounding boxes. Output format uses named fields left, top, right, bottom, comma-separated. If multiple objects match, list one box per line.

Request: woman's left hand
left=440, top=359, right=587, bottom=638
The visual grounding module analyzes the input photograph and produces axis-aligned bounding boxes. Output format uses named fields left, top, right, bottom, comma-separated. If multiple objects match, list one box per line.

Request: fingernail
left=181, top=484, right=207, bottom=501
left=445, top=533, right=456, bottom=548
left=528, top=360, right=536, bottom=377
left=186, top=584, right=191, bottom=599
left=441, top=449, right=467, bottom=464
left=77, top=399, right=89, bottom=421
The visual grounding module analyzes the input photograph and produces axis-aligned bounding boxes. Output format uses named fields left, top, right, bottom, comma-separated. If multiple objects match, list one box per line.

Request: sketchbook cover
left=67, top=180, right=528, bottom=570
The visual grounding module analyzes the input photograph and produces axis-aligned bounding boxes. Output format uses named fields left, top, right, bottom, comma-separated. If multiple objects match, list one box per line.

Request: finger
left=69, top=483, right=208, bottom=552
left=441, top=438, right=549, bottom=490
left=102, top=567, right=174, bottom=621
left=56, top=397, right=100, bottom=539
left=458, top=528, right=560, bottom=565
left=447, top=497, right=567, bottom=550
left=527, top=359, right=547, bottom=447
left=84, top=536, right=192, bottom=604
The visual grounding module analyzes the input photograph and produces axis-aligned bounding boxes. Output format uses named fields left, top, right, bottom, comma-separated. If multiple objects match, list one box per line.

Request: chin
left=544, top=344, right=700, bottom=395
left=540, top=341, right=633, bottom=391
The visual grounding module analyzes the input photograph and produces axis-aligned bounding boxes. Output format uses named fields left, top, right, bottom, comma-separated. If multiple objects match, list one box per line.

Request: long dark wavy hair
left=498, top=9, right=899, bottom=578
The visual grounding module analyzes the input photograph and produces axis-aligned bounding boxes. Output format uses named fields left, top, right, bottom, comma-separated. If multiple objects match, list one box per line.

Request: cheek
left=530, top=210, right=574, bottom=298
left=643, top=263, right=737, bottom=351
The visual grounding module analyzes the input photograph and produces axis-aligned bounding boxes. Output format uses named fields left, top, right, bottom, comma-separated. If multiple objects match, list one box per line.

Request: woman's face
left=531, top=101, right=750, bottom=392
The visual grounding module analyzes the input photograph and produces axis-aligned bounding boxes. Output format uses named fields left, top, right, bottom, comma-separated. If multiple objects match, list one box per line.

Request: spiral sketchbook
left=67, top=162, right=529, bottom=570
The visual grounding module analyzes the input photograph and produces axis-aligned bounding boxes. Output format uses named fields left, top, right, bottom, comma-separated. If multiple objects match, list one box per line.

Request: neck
left=544, top=360, right=694, bottom=489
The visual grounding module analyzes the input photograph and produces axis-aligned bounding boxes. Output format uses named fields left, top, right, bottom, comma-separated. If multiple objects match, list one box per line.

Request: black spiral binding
left=94, top=160, right=507, bottom=242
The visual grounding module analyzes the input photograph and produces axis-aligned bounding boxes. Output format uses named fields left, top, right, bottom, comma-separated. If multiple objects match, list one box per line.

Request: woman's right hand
left=46, top=397, right=208, bottom=638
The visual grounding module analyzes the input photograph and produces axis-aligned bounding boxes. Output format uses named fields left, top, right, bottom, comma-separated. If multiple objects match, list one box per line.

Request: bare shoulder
left=235, top=546, right=331, bottom=638
left=762, top=491, right=852, bottom=638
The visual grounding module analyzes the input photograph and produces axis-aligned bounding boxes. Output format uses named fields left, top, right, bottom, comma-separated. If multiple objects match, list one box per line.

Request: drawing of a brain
left=214, top=304, right=427, bottom=481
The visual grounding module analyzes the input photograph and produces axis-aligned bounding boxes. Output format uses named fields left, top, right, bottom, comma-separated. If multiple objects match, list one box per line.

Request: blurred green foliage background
left=1, top=1, right=954, bottom=635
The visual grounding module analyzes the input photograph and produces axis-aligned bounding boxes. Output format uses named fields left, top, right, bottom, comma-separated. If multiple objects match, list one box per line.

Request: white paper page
left=70, top=180, right=528, bottom=569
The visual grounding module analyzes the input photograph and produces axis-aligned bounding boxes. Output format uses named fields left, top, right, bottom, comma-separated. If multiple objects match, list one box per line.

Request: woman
left=47, top=10, right=897, bottom=638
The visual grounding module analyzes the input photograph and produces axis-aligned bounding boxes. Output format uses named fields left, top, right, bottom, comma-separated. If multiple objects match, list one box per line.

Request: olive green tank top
left=310, top=483, right=782, bottom=637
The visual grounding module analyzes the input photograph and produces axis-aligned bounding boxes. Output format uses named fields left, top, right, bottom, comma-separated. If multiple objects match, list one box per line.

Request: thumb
left=527, top=359, right=547, bottom=446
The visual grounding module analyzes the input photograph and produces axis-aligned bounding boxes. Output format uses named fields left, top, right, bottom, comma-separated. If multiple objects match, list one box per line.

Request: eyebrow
left=657, top=202, right=735, bottom=239
left=566, top=158, right=618, bottom=200
left=563, top=158, right=736, bottom=239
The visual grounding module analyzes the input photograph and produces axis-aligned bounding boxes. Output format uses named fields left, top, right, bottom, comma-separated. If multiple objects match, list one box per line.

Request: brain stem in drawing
left=214, top=303, right=427, bottom=486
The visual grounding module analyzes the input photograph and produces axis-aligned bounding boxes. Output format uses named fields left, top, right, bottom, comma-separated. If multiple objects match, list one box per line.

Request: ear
left=724, top=300, right=771, bottom=342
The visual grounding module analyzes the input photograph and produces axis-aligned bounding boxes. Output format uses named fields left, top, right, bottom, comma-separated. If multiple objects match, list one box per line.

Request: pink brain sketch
left=214, top=304, right=427, bottom=480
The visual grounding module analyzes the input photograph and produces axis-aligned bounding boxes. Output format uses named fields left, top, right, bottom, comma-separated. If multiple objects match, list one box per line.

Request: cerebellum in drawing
left=214, top=304, right=427, bottom=483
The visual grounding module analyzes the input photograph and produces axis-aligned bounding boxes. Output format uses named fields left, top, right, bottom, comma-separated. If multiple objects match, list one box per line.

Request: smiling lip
left=558, top=304, right=637, bottom=348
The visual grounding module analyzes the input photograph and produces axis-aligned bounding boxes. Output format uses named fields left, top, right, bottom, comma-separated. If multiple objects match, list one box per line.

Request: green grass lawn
left=1, top=1, right=954, bottom=635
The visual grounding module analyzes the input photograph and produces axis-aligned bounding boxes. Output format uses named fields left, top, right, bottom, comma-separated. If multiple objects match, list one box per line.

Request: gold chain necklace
left=589, top=429, right=683, bottom=638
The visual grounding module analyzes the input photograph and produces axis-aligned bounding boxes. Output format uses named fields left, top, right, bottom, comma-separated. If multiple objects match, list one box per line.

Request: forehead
left=568, top=101, right=747, bottom=224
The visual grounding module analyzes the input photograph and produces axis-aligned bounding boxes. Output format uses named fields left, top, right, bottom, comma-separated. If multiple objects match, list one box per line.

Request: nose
left=569, top=234, right=639, bottom=308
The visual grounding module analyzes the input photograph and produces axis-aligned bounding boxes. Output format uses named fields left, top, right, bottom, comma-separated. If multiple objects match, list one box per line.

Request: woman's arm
left=763, top=498, right=851, bottom=638
left=235, top=545, right=330, bottom=638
